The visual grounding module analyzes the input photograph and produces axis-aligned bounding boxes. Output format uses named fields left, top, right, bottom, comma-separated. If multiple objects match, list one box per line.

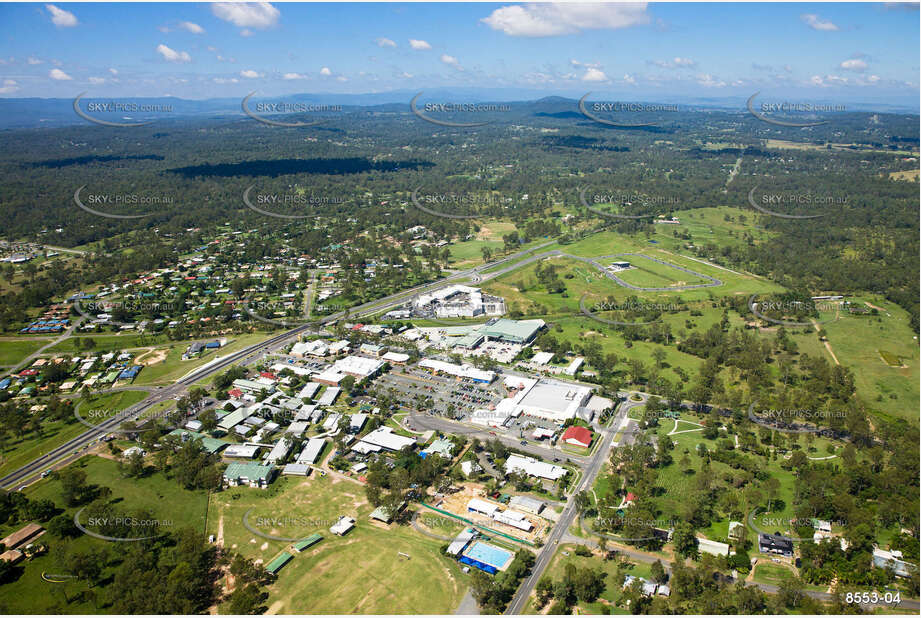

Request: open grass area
left=0, top=390, right=147, bottom=478
left=0, top=339, right=49, bottom=367
left=609, top=256, right=711, bottom=289
left=207, top=473, right=469, bottom=614
left=44, top=334, right=172, bottom=355
left=133, top=333, right=267, bottom=386
left=0, top=455, right=210, bottom=615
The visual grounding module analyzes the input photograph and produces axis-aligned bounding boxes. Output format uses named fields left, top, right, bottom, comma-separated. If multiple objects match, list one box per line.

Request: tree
left=58, top=467, right=89, bottom=507
left=227, top=582, right=269, bottom=614
left=672, top=523, right=699, bottom=559
left=650, top=559, right=667, bottom=584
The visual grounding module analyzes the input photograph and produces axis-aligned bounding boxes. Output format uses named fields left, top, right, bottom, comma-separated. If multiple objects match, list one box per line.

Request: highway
left=0, top=241, right=556, bottom=491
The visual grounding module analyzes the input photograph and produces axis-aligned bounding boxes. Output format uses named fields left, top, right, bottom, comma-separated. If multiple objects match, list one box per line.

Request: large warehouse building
left=412, top=285, right=506, bottom=319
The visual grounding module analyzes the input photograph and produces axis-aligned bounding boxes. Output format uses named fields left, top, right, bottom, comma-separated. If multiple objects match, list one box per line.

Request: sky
left=0, top=2, right=918, bottom=106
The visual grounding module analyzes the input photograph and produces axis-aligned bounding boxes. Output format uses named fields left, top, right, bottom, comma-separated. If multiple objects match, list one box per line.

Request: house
left=356, top=427, right=415, bottom=452
left=223, top=462, right=276, bottom=488
left=698, top=537, right=732, bottom=557
left=330, top=516, right=355, bottom=536
left=460, top=460, right=482, bottom=477
left=504, top=454, right=566, bottom=481
left=508, top=495, right=544, bottom=515
left=561, top=425, right=593, bottom=448
left=873, top=547, right=916, bottom=578
left=759, top=533, right=794, bottom=557
left=224, top=444, right=260, bottom=459
left=420, top=438, right=455, bottom=459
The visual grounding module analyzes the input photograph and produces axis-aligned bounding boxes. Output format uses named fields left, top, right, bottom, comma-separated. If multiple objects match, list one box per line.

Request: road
left=504, top=396, right=645, bottom=614
left=0, top=241, right=556, bottom=490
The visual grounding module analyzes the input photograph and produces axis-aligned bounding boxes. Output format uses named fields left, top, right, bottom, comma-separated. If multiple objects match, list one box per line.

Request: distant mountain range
left=0, top=88, right=916, bottom=129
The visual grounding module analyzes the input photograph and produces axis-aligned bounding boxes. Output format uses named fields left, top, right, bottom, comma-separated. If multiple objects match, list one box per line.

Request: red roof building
left=228, top=388, right=243, bottom=400
left=561, top=425, right=593, bottom=448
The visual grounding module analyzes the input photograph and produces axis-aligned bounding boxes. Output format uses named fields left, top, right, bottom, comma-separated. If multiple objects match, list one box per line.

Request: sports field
left=207, top=473, right=469, bottom=614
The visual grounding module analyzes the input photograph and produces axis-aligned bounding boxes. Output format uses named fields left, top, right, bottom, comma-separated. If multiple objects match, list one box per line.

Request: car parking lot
left=375, top=370, right=501, bottom=417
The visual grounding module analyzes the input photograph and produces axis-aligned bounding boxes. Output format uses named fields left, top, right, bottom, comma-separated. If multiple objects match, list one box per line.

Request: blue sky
left=0, top=2, right=917, bottom=105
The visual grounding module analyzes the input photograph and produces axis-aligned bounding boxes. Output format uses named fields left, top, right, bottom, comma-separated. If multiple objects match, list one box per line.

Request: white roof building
left=358, top=427, right=415, bottom=452
left=297, top=437, right=326, bottom=464
left=224, top=444, right=261, bottom=459
left=504, top=454, right=566, bottom=481
left=467, top=498, right=500, bottom=516
left=330, top=516, right=355, bottom=536
left=532, top=351, right=554, bottom=365
left=418, top=358, right=495, bottom=383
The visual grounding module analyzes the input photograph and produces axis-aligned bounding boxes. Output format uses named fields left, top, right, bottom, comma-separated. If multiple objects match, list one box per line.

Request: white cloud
left=240, top=29, right=254, bottom=37
left=0, top=79, right=19, bottom=94
left=481, top=3, right=649, bottom=37
left=46, top=4, right=78, bottom=28
left=441, top=54, right=462, bottom=70
left=336, top=76, right=348, bottom=82
left=179, top=21, right=205, bottom=34
left=109, top=68, right=118, bottom=76
left=867, top=74, right=880, bottom=83
left=240, top=69, right=262, bottom=78
left=696, top=73, right=726, bottom=87
left=49, top=68, right=72, bottom=80
left=582, top=67, right=608, bottom=82
left=88, top=76, right=105, bottom=85
left=840, top=58, right=867, bottom=72
left=156, top=44, right=192, bottom=63
left=212, top=2, right=280, bottom=29
left=801, top=14, right=839, bottom=31
left=397, top=71, right=413, bottom=79
left=651, top=56, right=696, bottom=69
left=623, top=73, right=636, bottom=84
left=810, top=75, right=824, bottom=86
left=409, top=39, right=431, bottom=50
left=27, top=57, right=43, bottom=65
left=320, top=67, right=332, bottom=76
left=375, top=37, right=397, bottom=48
left=283, top=72, right=307, bottom=80
left=213, top=77, right=239, bottom=84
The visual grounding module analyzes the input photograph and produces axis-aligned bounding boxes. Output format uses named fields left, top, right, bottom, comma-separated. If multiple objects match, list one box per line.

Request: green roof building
left=481, top=319, right=544, bottom=344
left=266, top=551, right=293, bottom=574
left=293, top=534, right=323, bottom=552
left=223, top=462, right=276, bottom=488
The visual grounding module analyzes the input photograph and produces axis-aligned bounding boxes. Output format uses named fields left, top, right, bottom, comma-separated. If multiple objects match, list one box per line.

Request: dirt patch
left=137, top=348, right=168, bottom=366
left=266, top=600, right=285, bottom=615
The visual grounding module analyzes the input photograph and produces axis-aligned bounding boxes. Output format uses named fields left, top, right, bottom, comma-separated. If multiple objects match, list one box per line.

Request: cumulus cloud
left=156, top=44, right=192, bottom=63
left=0, top=79, right=19, bottom=94
left=320, top=67, right=332, bottom=76
left=212, top=2, right=280, bottom=29
left=481, top=3, right=649, bottom=37
left=840, top=58, right=868, bottom=71
left=27, top=57, right=43, bottom=65
left=375, top=37, right=397, bottom=48
left=213, top=77, right=239, bottom=84
left=46, top=4, right=78, bottom=28
left=49, top=68, right=72, bottom=80
left=109, top=68, right=118, bottom=75
left=283, top=72, right=307, bottom=80
left=623, top=73, right=636, bottom=84
left=441, top=54, right=462, bottom=70
left=697, top=73, right=726, bottom=87
left=88, top=76, right=105, bottom=85
left=179, top=21, right=205, bottom=34
left=240, top=69, right=262, bottom=78
left=582, top=67, right=608, bottom=82
left=409, top=39, right=431, bottom=50
left=801, top=14, right=839, bottom=31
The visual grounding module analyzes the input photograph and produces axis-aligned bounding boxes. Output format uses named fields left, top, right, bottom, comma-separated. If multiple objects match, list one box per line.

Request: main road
left=504, top=396, right=644, bottom=614
left=0, top=241, right=556, bottom=490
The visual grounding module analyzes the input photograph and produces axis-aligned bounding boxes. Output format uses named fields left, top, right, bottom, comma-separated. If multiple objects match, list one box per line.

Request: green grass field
left=207, top=473, right=469, bottom=614
left=0, top=390, right=147, bottom=478
left=0, top=455, right=210, bottom=615
left=0, top=339, right=49, bottom=367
